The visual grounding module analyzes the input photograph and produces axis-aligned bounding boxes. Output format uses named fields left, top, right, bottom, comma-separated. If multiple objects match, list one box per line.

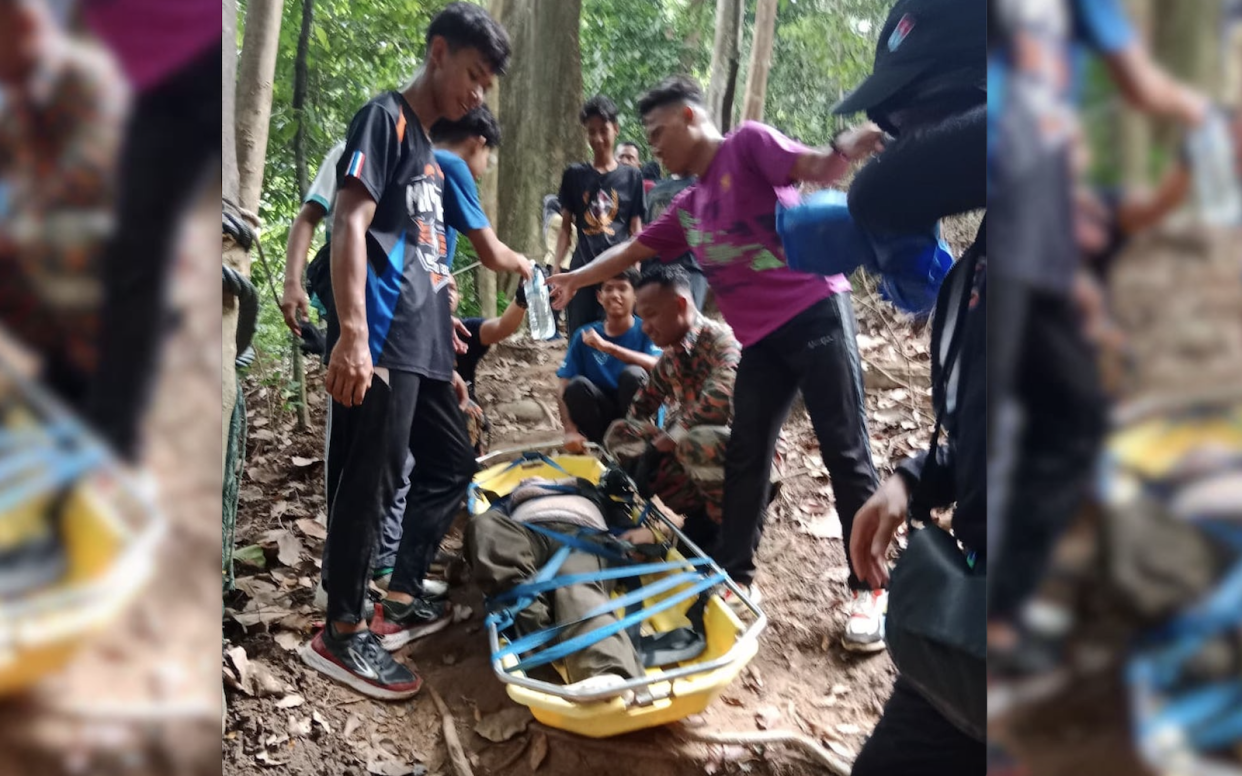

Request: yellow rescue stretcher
left=0, top=352, right=164, bottom=695
left=468, top=442, right=765, bottom=738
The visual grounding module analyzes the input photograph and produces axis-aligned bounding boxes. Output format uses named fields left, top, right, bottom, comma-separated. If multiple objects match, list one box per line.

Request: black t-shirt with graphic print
left=557, top=163, right=645, bottom=270
left=327, top=90, right=454, bottom=381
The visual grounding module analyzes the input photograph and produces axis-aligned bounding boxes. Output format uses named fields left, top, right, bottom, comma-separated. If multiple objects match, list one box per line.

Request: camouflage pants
left=604, top=419, right=729, bottom=523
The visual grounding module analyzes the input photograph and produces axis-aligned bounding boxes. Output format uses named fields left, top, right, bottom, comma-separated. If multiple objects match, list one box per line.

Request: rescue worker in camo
left=603, top=264, right=739, bottom=552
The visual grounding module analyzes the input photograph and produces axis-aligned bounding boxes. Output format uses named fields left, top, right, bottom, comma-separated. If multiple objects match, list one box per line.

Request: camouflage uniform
left=604, top=316, right=740, bottom=522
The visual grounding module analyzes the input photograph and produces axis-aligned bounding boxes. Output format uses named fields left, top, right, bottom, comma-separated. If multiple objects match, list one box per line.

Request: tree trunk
left=473, top=0, right=503, bottom=319
left=707, top=0, right=743, bottom=130
left=1151, top=0, right=1217, bottom=155
left=495, top=0, right=583, bottom=297
left=223, top=0, right=239, bottom=204
left=740, top=0, right=778, bottom=123
left=235, top=0, right=285, bottom=214
left=290, top=0, right=313, bottom=432
left=1118, top=0, right=1151, bottom=186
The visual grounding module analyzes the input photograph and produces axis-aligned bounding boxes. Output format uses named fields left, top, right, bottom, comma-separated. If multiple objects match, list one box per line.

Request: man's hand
left=280, top=284, right=311, bottom=336
left=581, top=328, right=610, bottom=353
left=513, top=254, right=534, bottom=282
left=652, top=432, right=676, bottom=453
left=452, top=317, right=471, bottom=355
left=452, top=371, right=470, bottom=410
left=563, top=431, right=587, bottom=453
left=836, top=122, right=886, bottom=161
left=547, top=271, right=580, bottom=311
left=849, top=473, right=911, bottom=589
left=325, top=329, right=373, bottom=407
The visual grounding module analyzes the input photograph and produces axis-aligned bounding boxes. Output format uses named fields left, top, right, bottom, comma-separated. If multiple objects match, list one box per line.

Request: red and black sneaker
left=371, top=596, right=451, bottom=651
left=299, top=624, right=422, bottom=700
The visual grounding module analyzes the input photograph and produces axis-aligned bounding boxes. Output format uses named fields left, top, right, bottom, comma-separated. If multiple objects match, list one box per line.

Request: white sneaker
left=422, top=578, right=449, bottom=599
left=564, top=673, right=634, bottom=702
left=842, top=590, right=888, bottom=653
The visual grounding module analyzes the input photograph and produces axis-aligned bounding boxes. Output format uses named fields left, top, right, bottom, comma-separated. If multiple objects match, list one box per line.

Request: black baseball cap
left=833, top=0, right=985, bottom=118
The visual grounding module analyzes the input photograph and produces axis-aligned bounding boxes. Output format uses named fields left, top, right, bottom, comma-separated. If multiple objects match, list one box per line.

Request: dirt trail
left=223, top=292, right=934, bottom=776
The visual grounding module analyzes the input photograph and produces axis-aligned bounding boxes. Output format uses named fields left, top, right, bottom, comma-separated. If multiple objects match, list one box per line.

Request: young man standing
left=281, top=140, right=345, bottom=337
left=303, top=2, right=512, bottom=700
left=549, top=76, right=888, bottom=651
left=557, top=268, right=661, bottom=452
left=603, top=265, right=739, bottom=549
left=552, top=96, right=646, bottom=338
left=616, top=141, right=642, bottom=169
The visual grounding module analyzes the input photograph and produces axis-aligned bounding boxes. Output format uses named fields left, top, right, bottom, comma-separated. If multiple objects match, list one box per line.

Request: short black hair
left=426, top=2, right=511, bottom=76
left=580, top=95, right=619, bottom=126
left=640, top=161, right=661, bottom=182
left=617, top=140, right=640, bottom=154
left=430, top=105, right=501, bottom=147
left=636, top=263, right=691, bottom=295
left=638, top=76, right=704, bottom=119
left=600, top=266, right=641, bottom=289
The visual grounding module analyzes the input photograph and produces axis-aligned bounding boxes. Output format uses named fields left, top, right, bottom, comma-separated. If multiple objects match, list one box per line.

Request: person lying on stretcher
left=464, top=474, right=698, bottom=701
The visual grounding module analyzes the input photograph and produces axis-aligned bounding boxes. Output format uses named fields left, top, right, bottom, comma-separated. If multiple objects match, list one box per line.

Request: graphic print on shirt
left=583, top=188, right=620, bottom=236
left=406, top=163, right=451, bottom=293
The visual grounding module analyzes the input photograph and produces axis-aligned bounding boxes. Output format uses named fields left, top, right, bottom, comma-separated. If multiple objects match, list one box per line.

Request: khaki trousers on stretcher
left=464, top=511, right=646, bottom=684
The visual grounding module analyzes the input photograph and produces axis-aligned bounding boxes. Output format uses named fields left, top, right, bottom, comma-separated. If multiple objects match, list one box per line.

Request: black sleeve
left=848, top=103, right=986, bottom=235
left=632, top=170, right=647, bottom=224
left=339, top=101, right=400, bottom=204
left=896, top=443, right=957, bottom=510
left=557, top=167, right=576, bottom=220
left=464, top=317, right=488, bottom=358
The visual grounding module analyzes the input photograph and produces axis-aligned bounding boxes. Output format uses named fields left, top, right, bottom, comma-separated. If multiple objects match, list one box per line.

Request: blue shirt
left=557, top=318, right=662, bottom=392
left=436, top=149, right=490, bottom=265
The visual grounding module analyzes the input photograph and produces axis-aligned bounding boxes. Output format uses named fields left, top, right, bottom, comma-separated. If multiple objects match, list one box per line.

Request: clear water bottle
left=524, top=267, right=556, bottom=341
left=1186, top=110, right=1242, bottom=226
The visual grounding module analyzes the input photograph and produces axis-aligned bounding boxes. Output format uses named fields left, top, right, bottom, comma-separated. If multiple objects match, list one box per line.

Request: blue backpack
left=775, top=189, right=954, bottom=318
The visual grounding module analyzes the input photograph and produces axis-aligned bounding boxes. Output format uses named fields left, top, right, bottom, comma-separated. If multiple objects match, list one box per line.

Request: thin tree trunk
left=679, top=0, right=709, bottom=73
left=235, top=0, right=285, bottom=213
left=290, top=0, right=313, bottom=432
left=1119, top=0, right=1151, bottom=186
left=741, top=0, right=778, bottom=123
left=223, top=0, right=239, bottom=204
left=473, top=0, right=503, bottom=319
left=707, top=0, right=743, bottom=130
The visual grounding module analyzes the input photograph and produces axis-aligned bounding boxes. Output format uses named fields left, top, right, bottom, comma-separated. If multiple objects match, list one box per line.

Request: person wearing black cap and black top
left=835, top=0, right=987, bottom=772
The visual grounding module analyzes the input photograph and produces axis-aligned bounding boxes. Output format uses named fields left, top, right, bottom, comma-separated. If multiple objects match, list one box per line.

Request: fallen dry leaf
left=275, top=694, right=305, bottom=709
left=291, top=456, right=320, bottom=467
left=528, top=731, right=548, bottom=771
left=344, top=713, right=364, bottom=740
left=288, top=716, right=312, bottom=737
left=255, top=751, right=287, bottom=767
left=799, top=508, right=842, bottom=540
left=274, top=632, right=301, bottom=651
left=295, top=517, right=327, bottom=541
left=312, top=710, right=332, bottom=734
left=276, top=532, right=305, bottom=567
left=226, top=646, right=252, bottom=695
left=756, top=706, right=781, bottom=730
left=474, top=707, right=533, bottom=743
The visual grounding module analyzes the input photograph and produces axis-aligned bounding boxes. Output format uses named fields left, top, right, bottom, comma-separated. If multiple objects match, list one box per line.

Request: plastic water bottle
left=1186, top=110, right=1242, bottom=226
left=524, top=267, right=556, bottom=341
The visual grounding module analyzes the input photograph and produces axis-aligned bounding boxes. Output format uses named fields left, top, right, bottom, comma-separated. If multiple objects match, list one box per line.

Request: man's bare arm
left=281, top=202, right=327, bottom=333
left=477, top=300, right=526, bottom=346
left=552, top=208, right=574, bottom=275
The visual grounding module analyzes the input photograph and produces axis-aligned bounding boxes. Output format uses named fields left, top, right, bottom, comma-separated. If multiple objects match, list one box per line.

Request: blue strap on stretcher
left=498, top=571, right=726, bottom=674
left=485, top=543, right=574, bottom=632
left=489, top=557, right=713, bottom=605
left=468, top=452, right=573, bottom=512
left=0, top=445, right=104, bottom=514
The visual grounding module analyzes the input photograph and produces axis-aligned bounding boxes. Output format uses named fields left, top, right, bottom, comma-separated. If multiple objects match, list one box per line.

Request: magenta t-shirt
left=636, top=122, right=851, bottom=347
left=83, top=0, right=221, bottom=92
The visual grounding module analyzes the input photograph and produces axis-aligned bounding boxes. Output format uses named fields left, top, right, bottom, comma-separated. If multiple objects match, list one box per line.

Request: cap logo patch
left=888, top=13, right=915, bottom=51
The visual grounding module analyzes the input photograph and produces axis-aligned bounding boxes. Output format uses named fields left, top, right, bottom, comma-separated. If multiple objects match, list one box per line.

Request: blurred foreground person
left=835, top=0, right=987, bottom=770
left=81, top=0, right=221, bottom=464
left=0, top=0, right=124, bottom=409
